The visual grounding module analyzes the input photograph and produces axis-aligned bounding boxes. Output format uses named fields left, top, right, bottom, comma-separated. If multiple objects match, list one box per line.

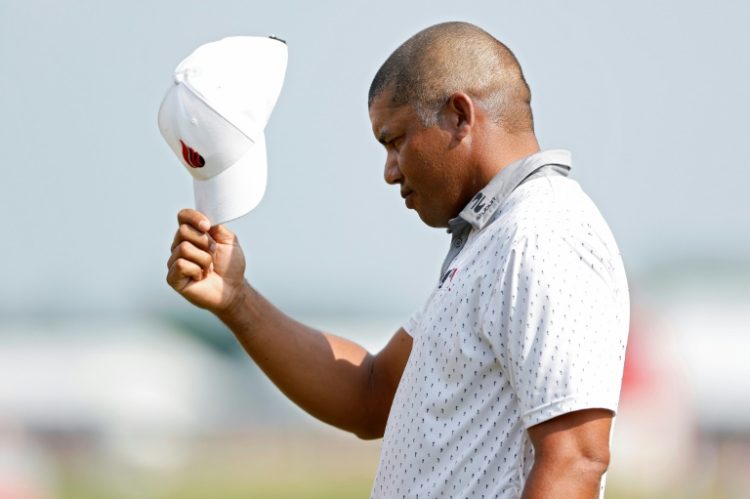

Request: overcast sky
left=1, top=0, right=748, bottom=320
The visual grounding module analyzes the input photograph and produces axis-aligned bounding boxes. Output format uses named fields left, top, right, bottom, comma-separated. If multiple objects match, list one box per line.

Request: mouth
left=401, top=189, right=415, bottom=208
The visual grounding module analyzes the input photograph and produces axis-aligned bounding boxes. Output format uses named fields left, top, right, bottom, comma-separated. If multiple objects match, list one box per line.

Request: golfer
left=166, top=22, right=629, bottom=499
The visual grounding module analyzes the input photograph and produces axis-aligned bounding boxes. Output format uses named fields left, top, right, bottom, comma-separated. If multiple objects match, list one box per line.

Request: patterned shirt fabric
left=371, top=150, right=630, bottom=499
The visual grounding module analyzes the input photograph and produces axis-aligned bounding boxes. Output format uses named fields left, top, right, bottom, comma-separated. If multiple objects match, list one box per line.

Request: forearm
left=521, top=455, right=607, bottom=499
left=216, top=281, right=378, bottom=438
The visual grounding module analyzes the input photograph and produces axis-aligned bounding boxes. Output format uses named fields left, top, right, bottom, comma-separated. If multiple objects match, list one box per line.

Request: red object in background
left=620, top=312, right=651, bottom=398
left=0, top=483, right=45, bottom=499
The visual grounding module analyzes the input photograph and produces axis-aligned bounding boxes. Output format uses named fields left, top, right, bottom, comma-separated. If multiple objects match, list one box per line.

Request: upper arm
left=364, top=328, right=413, bottom=438
left=521, top=408, right=613, bottom=498
left=526, top=408, right=613, bottom=468
left=372, top=328, right=413, bottom=402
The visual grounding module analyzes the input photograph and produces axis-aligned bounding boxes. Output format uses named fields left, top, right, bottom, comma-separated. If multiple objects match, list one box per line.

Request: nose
left=383, top=150, right=403, bottom=185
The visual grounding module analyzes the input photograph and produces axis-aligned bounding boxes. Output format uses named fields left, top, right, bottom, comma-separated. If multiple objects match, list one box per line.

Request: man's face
left=369, top=92, right=470, bottom=228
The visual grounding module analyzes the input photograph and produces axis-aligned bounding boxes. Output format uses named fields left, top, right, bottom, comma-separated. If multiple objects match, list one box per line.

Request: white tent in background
left=0, top=319, right=247, bottom=469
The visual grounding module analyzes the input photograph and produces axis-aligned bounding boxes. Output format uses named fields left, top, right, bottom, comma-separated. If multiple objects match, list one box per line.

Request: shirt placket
left=440, top=220, right=472, bottom=279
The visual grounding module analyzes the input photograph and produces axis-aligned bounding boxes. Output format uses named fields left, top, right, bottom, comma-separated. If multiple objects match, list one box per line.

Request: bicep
left=521, top=409, right=613, bottom=498
left=372, top=328, right=413, bottom=397
left=527, top=408, right=613, bottom=466
left=363, top=328, right=412, bottom=438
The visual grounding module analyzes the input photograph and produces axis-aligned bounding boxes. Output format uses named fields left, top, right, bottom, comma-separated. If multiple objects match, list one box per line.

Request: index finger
left=177, top=208, right=211, bottom=233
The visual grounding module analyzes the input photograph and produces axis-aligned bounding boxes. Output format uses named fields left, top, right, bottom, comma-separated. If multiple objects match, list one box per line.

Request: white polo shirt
left=371, top=150, right=629, bottom=499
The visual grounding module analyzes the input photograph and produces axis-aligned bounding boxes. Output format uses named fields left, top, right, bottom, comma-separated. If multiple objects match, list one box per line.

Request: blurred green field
left=45, top=428, right=743, bottom=499
left=54, top=429, right=379, bottom=499
left=60, top=475, right=372, bottom=499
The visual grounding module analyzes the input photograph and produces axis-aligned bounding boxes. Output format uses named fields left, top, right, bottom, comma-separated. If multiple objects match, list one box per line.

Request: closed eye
left=384, top=135, right=403, bottom=148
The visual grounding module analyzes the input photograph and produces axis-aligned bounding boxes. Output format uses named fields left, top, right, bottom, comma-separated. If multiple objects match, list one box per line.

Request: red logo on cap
left=180, top=140, right=205, bottom=168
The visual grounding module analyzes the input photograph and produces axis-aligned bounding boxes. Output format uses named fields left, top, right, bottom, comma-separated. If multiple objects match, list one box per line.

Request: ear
left=443, top=92, right=475, bottom=141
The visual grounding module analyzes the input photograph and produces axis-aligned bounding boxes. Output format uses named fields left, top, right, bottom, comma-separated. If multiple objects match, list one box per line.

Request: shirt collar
left=448, top=149, right=573, bottom=233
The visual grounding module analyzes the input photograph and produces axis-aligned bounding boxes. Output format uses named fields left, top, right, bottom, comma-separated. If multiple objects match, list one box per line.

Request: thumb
left=209, top=223, right=237, bottom=244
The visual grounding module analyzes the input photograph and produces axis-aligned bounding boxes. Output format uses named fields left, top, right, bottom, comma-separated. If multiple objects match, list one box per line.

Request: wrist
left=215, top=279, right=252, bottom=323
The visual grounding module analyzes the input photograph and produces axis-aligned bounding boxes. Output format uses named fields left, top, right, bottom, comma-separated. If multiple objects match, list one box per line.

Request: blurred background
left=1, top=0, right=749, bottom=497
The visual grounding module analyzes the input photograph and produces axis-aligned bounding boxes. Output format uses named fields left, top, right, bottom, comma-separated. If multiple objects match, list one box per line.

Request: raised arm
left=166, top=208, right=412, bottom=439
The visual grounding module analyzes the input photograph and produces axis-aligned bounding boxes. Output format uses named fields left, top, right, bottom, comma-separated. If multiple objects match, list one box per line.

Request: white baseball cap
left=158, top=35, right=288, bottom=225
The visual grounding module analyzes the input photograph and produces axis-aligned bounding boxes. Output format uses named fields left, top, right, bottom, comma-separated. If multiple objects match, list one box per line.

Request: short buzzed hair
left=368, top=22, right=534, bottom=133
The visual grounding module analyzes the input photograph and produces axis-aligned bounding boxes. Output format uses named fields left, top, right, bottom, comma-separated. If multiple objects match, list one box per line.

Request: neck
left=469, top=130, right=540, bottom=191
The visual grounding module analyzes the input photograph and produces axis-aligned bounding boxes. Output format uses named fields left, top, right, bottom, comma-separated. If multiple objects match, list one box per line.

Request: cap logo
left=180, top=140, right=205, bottom=168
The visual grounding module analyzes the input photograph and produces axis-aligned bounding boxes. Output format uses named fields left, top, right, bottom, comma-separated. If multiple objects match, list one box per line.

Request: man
left=166, top=21, right=629, bottom=499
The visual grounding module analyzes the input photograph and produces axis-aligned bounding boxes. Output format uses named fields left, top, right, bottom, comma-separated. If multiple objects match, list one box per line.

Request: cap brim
left=193, top=134, right=267, bottom=226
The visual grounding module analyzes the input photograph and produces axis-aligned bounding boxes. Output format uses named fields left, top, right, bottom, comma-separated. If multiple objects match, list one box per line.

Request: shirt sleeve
left=402, top=285, right=441, bottom=338
left=402, top=309, right=421, bottom=338
left=484, top=224, right=629, bottom=428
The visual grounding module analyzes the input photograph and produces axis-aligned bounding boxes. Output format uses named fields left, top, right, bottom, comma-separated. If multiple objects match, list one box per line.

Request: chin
left=416, top=210, right=449, bottom=228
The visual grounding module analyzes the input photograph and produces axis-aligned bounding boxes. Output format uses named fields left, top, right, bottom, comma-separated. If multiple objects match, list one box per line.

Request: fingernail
left=209, top=241, right=217, bottom=253
left=199, top=220, right=210, bottom=231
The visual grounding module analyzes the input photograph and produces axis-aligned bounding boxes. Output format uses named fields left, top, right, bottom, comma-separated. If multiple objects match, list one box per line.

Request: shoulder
left=488, top=175, right=627, bottom=291
left=496, top=176, right=615, bottom=248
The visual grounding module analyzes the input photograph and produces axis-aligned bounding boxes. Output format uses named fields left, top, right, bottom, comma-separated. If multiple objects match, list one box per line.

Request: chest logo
left=439, top=268, right=459, bottom=289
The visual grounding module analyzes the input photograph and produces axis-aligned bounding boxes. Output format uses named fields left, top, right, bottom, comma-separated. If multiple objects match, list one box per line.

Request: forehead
left=368, top=91, right=418, bottom=141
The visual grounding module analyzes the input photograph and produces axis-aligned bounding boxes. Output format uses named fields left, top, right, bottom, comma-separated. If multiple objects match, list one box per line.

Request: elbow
left=562, top=446, right=610, bottom=482
left=355, top=427, right=384, bottom=441
left=578, top=447, right=610, bottom=478
left=534, top=445, right=611, bottom=483
left=352, top=411, right=387, bottom=440
left=353, top=355, right=389, bottom=441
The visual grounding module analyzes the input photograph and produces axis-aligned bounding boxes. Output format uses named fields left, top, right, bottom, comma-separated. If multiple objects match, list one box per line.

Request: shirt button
left=454, top=239, right=463, bottom=247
